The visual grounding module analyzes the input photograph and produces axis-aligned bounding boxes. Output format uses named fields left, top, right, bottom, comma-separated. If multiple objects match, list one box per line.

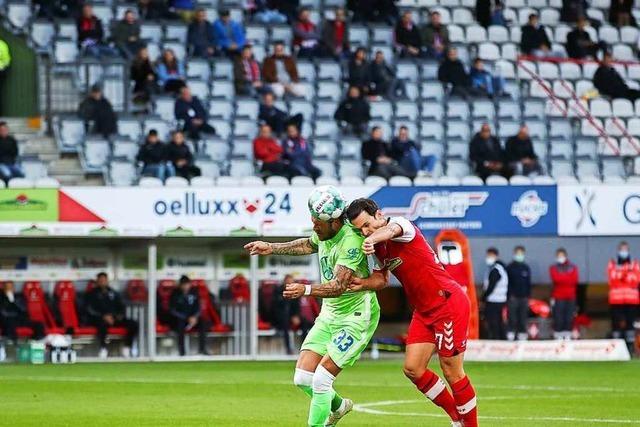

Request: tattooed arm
left=283, top=265, right=356, bottom=299
left=244, top=238, right=317, bottom=256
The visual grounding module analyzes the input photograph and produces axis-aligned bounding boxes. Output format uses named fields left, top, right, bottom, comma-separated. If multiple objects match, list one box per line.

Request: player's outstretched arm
left=283, top=265, right=355, bottom=299
left=348, top=270, right=390, bottom=292
left=244, top=238, right=317, bottom=256
left=362, top=223, right=404, bottom=255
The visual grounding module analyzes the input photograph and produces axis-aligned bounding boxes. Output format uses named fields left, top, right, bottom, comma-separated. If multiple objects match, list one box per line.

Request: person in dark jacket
left=112, top=9, right=143, bottom=59
left=348, top=0, right=398, bottom=25
left=561, top=0, right=588, bottom=23
left=136, top=129, right=174, bottom=181
left=85, top=272, right=138, bottom=358
left=272, top=275, right=301, bottom=354
left=233, top=45, right=265, bottom=96
left=334, top=86, right=370, bottom=136
left=505, top=124, right=542, bottom=176
left=77, top=4, right=118, bottom=58
left=390, top=125, right=437, bottom=177
left=483, top=247, right=508, bottom=340
left=420, top=11, right=449, bottom=59
left=348, top=47, right=371, bottom=95
left=0, top=122, right=24, bottom=183
left=470, top=58, right=506, bottom=98
left=174, top=86, right=216, bottom=140
left=138, top=0, right=172, bottom=20
left=187, top=8, right=216, bottom=58
left=520, top=14, right=553, bottom=56
left=369, top=50, right=405, bottom=99
left=362, top=126, right=410, bottom=179
left=549, top=248, right=579, bottom=340
left=594, top=52, right=640, bottom=101
left=609, top=0, right=636, bottom=27
left=169, top=275, right=209, bottom=356
left=293, top=8, right=321, bottom=59
left=130, top=47, right=157, bottom=103
left=395, top=11, right=422, bottom=58
left=321, top=7, right=350, bottom=59
left=282, top=124, right=320, bottom=179
left=566, top=17, right=607, bottom=59
left=476, top=0, right=492, bottom=28
left=0, top=281, right=45, bottom=343
left=258, top=92, right=303, bottom=136
left=78, top=84, right=118, bottom=138
left=253, top=123, right=293, bottom=177
left=438, top=47, right=476, bottom=98
left=506, top=246, right=532, bottom=341
left=167, top=131, right=200, bottom=180
left=469, top=123, right=505, bottom=180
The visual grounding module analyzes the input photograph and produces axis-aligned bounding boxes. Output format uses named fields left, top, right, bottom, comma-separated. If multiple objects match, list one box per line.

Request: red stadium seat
left=156, top=280, right=176, bottom=333
left=54, top=281, right=96, bottom=336
left=23, top=281, right=64, bottom=334
left=126, top=280, right=148, bottom=303
left=192, top=280, right=232, bottom=333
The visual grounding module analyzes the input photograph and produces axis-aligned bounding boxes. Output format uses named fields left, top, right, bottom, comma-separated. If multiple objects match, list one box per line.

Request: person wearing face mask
left=549, top=248, right=579, bottom=340
left=482, top=248, right=508, bottom=340
left=506, top=246, right=531, bottom=341
left=607, top=242, right=640, bottom=349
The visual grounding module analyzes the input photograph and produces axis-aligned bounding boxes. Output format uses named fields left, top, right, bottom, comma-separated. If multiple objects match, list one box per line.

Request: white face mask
left=485, top=257, right=496, bottom=266
left=514, top=253, right=525, bottom=262
left=557, top=256, right=567, bottom=264
left=618, top=250, right=629, bottom=259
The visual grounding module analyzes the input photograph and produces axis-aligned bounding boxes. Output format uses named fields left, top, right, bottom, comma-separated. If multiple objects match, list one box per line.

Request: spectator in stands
left=77, top=4, right=118, bottom=58
left=506, top=246, right=532, bottom=341
left=469, top=123, right=505, bottom=180
left=187, top=8, right=216, bottom=58
left=156, top=48, right=186, bottom=94
left=391, top=125, right=437, bottom=178
left=549, top=248, right=579, bottom=340
left=175, top=86, right=216, bottom=140
left=169, top=275, right=209, bottom=356
left=369, top=50, right=405, bottom=99
left=475, top=0, right=492, bottom=28
left=167, top=131, right=201, bottom=180
left=112, top=9, right=143, bottom=60
left=169, top=0, right=196, bottom=22
left=348, top=48, right=371, bottom=95
left=0, top=281, right=45, bottom=343
left=262, top=42, right=304, bottom=98
left=348, top=0, right=398, bottom=25
left=420, top=11, right=449, bottom=60
left=86, top=272, right=139, bottom=358
left=213, top=9, right=246, bottom=57
left=137, top=129, right=174, bottom=181
left=293, top=8, right=321, bottom=59
left=483, top=247, right=508, bottom=340
left=272, top=275, right=301, bottom=354
left=609, top=0, right=636, bottom=27
left=561, top=0, right=588, bottom=23
left=254, top=123, right=292, bottom=177
left=505, top=124, right=542, bottom=176
left=521, top=13, right=555, bottom=57
left=395, top=11, right=423, bottom=58
left=566, top=17, right=607, bottom=59
left=321, top=7, right=350, bottom=59
left=491, top=0, right=508, bottom=26
left=250, top=0, right=288, bottom=24
left=438, top=47, right=475, bottom=98
left=594, top=52, right=640, bottom=101
left=258, top=92, right=303, bottom=136
left=0, top=122, right=24, bottom=183
left=78, top=84, right=118, bottom=138
left=362, top=126, right=410, bottom=179
left=282, top=123, right=321, bottom=180
left=138, top=0, right=172, bottom=20
left=130, top=47, right=157, bottom=104
left=470, top=58, right=506, bottom=98
left=233, top=45, right=265, bottom=96
left=334, top=86, right=370, bottom=137
left=34, top=0, right=79, bottom=19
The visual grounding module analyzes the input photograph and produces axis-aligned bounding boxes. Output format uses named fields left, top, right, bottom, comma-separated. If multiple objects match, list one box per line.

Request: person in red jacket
left=549, top=248, right=579, bottom=340
left=607, top=241, right=640, bottom=348
left=253, top=123, right=293, bottom=178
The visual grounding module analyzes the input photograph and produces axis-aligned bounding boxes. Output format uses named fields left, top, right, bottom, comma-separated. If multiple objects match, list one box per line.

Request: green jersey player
left=244, top=186, right=380, bottom=427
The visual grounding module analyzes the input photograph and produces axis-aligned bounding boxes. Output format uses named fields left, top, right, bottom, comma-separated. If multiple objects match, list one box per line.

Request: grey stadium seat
left=229, top=160, right=255, bottom=177
left=112, top=139, right=139, bottom=161
left=109, top=161, right=137, bottom=186
left=83, top=139, right=110, bottom=172
left=57, top=117, right=85, bottom=151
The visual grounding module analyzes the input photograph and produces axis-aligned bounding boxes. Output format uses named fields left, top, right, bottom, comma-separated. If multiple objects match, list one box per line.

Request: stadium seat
left=118, top=117, right=142, bottom=141
left=109, top=161, right=137, bottom=186
left=54, top=281, right=97, bottom=336
left=34, top=177, right=60, bottom=188
left=364, top=176, right=387, bottom=186
left=239, top=176, right=264, bottom=187
left=291, top=176, right=314, bottom=187
left=229, top=160, right=255, bottom=177
left=197, top=159, right=221, bottom=178
left=488, top=25, right=509, bottom=43
left=265, top=176, right=289, bottom=186
left=413, top=176, right=437, bottom=186
left=590, top=99, right=613, bottom=118
left=549, top=140, right=573, bottom=160
left=165, top=177, right=189, bottom=188
left=58, top=117, right=85, bottom=151
left=139, top=177, right=163, bottom=187
left=446, top=160, right=471, bottom=178
left=371, top=25, right=394, bottom=45
left=370, top=101, right=393, bottom=121
left=216, top=176, right=240, bottom=186
left=550, top=159, right=574, bottom=178
left=31, top=20, right=55, bottom=49
left=509, top=175, right=532, bottom=185
left=348, top=25, right=369, bottom=47
left=230, top=139, right=253, bottom=160
left=531, top=175, right=556, bottom=185
left=270, top=25, right=293, bottom=46
left=190, top=176, right=215, bottom=187
left=396, top=62, right=419, bottom=83
left=458, top=175, right=483, bottom=185
left=389, top=176, right=413, bottom=186
left=316, top=176, right=340, bottom=186
left=466, top=25, right=487, bottom=42
left=7, top=2, right=31, bottom=30
left=23, top=282, right=64, bottom=335
left=8, top=178, right=33, bottom=188
left=340, top=176, right=364, bottom=186
left=316, top=82, right=342, bottom=101
left=478, top=42, right=501, bottom=61
left=313, top=139, right=339, bottom=160
left=574, top=138, right=598, bottom=159
left=83, top=139, right=110, bottom=172
left=315, top=160, right=337, bottom=179
left=437, top=175, right=462, bottom=185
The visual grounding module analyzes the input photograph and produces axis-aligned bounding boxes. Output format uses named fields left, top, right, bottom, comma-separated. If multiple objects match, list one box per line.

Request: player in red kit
left=346, top=198, right=477, bottom=427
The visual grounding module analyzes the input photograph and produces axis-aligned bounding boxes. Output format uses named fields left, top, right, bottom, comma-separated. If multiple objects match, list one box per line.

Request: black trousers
left=172, top=317, right=208, bottom=356
left=484, top=302, right=506, bottom=340
left=611, top=304, right=638, bottom=339
left=89, top=316, right=138, bottom=347
left=552, top=299, right=576, bottom=332
left=0, top=316, right=45, bottom=343
left=508, top=297, right=529, bottom=335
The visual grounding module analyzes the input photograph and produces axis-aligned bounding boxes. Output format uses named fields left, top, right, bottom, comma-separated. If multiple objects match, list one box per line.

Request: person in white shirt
left=483, top=247, right=508, bottom=340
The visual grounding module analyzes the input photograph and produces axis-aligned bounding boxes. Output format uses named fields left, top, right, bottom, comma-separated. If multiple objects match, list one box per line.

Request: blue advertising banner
left=369, top=186, right=557, bottom=236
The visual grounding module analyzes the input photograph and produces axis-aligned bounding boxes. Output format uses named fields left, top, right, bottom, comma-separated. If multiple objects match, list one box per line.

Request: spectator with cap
left=369, top=50, right=405, bottom=99
left=156, top=48, right=186, bottom=94
left=483, top=247, right=508, bottom=340
left=438, top=47, right=476, bottom=98
left=505, top=124, right=542, bottom=176
left=0, top=122, right=24, bottom=183
left=130, top=47, right=157, bottom=103
left=293, top=8, right=321, bottom=59
left=167, top=131, right=201, bottom=180
left=506, top=246, right=532, bottom=341
left=566, top=17, right=607, bottom=59
left=321, top=7, right=350, bottom=59
left=391, top=125, right=437, bottom=178
left=334, top=86, right=371, bottom=137
left=348, top=47, right=372, bottom=95
left=77, top=4, right=118, bottom=58
left=78, top=84, right=118, bottom=138
left=169, top=275, right=209, bottom=356
left=395, top=10, right=423, bottom=58
left=213, top=9, right=246, bottom=57
left=469, top=123, right=505, bottom=180
left=420, top=11, right=449, bottom=60
left=253, top=123, right=293, bottom=178
left=174, top=86, right=216, bottom=140
left=187, top=8, right=216, bottom=58
left=112, top=9, right=143, bottom=59
left=0, top=281, right=45, bottom=344
left=282, top=123, right=321, bottom=180
left=262, top=42, right=304, bottom=98
left=136, top=129, right=174, bottom=181
left=233, top=45, right=265, bottom=96
left=258, top=92, right=303, bottom=136
left=594, top=52, right=640, bottom=102
left=470, top=58, right=506, bottom=98
left=549, top=248, right=579, bottom=340
left=362, top=126, right=411, bottom=179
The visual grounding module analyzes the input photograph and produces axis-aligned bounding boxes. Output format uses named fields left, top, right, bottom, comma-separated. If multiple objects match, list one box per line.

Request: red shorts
left=406, top=288, right=470, bottom=357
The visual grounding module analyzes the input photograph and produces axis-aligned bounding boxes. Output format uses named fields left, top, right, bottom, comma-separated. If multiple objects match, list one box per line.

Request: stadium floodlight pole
left=147, top=242, right=157, bottom=360
left=249, top=253, right=258, bottom=359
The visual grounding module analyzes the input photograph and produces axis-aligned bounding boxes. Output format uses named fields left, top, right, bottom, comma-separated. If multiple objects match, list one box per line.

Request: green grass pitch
left=1, top=359, right=639, bottom=426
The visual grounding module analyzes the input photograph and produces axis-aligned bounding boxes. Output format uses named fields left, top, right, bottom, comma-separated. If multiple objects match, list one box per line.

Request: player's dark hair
left=514, top=245, right=525, bottom=252
left=346, top=198, right=380, bottom=221
left=486, top=247, right=499, bottom=256
left=96, top=272, right=108, bottom=279
left=556, top=247, right=567, bottom=255
left=179, top=275, right=191, bottom=285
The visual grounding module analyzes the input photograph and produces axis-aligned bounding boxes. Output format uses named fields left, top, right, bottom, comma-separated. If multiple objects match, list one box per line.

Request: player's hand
left=244, top=241, right=273, bottom=255
left=362, top=238, right=376, bottom=255
left=283, top=283, right=305, bottom=299
left=347, top=277, right=365, bottom=292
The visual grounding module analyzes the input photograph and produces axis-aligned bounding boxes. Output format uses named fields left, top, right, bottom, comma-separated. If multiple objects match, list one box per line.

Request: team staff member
left=506, top=246, right=532, bottom=341
left=483, top=248, right=508, bottom=340
left=607, top=242, right=639, bottom=348
left=169, top=275, right=209, bottom=356
left=549, top=248, right=578, bottom=340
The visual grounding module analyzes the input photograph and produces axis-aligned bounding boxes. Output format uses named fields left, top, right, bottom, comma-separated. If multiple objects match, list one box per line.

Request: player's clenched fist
left=283, top=282, right=305, bottom=299
left=347, top=277, right=365, bottom=292
left=362, top=238, right=376, bottom=255
left=244, top=241, right=273, bottom=255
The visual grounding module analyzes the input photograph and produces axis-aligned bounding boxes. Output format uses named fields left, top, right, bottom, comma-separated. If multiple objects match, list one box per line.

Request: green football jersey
left=310, top=224, right=377, bottom=317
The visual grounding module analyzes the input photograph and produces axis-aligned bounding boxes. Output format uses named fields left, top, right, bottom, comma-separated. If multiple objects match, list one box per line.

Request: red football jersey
left=374, top=217, right=463, bottom=313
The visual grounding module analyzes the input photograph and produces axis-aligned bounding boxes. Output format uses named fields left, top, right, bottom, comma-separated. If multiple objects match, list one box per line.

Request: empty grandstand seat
left=58, top=117, right=85, bottom=151
left=54, top=281, right=97, bottom=336
left=109, top=160, right=137, bottom=186
left=8, top=178, right=33, bottom=188
left=486, top=175, right=509, bottom=185
left=210, top=81, right=234, bottom=100
left=316, top=176, right=340, bottom=186
left=31, top=20, right=55, bottom=49
left=510, top=175, right=533, bottom=185
left=265, top=176, right=289, bottom=186
left=389, top=176, right=413, bottom=186
left=446, top=160, right=471, bottom=178
left=7, top=2, right=31, bottom=30
left=348, top=25, right=369, bottom=47
left=438, top=175, right=462, bottom=185
left=590, top=99, right=613, bottom=118
left=340, top=176, right=364, bottom=186
left=139, top=177, right=163, bottom=187
left=478, top=42, right=500, bottom=61
left=550, top=159, right=574, bottom=177
left=229, top=160, right=255, bottom=177
left=466, top=25, right=487, bottom=42
left=291, top=176, right=314, bottom=187
left=370, top=101, right=393, bottom=121
left=488, top=25, right=509, bottom=42
left=364, top=176, right=387, bottom=186
left=83, top=139, right=110, bottom=172
left=165, top=176, right=189, bottom=187
left=23, top=281, right=63, bottom=335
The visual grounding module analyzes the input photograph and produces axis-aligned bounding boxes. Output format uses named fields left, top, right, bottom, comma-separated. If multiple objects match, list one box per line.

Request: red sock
left=451, top=375, right=478, bottom=427
left=414, top=370, right=459, bottom=421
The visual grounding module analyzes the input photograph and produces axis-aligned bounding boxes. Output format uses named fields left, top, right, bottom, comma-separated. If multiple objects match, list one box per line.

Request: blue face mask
left=514, top=253, right=525, bottom=263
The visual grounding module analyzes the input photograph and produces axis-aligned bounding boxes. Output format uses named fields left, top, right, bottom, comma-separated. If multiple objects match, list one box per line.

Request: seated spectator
left=505, top=124, right=542, bottom=176
left=169, top=0, right=195, bottom=22
left=321, top=7, right=350, bottom=59
left=78, top=84, right=118, bottom=138
left=77, top=4, right=118, bottom=58
left=112, top=9, right=143, bottom=59
left=476, top=0, right=491, bottom=28
left=334, top=86, right=370, bottom=137
left=348, top=47, right=371, bottom=95
left=175, top=86, right=216, bottom=140
left=491, top=1, right=508, bottom=26
left=138, top=0, right=172, bottom=20
left=282, top=124, right=320, bottom=180
left=369, top=50, right=405, bottom=99
left=420, top=11, right=449, bottom=60
left=391, top=125, right=437, bottom=178
left=233, top=45, right=265, bottom=96
left=130, top=47, right=157, bottom=103
left=272, top=275, right=301, bottom=355
left=34, top=0, right=79, bottom=19
left=395, top=11, right=423, bottom=58
left=156, top=48, right=186, bottom=94
left=293, top=8, right=321, bottom=59
left=213, top=9, right=246, bottom=57
left=86, top=272, right=138, bottom=359
left=258, top=92, right=303, bottom=136
left=470, top=58, right=506, bottom=98
left=251, top=0, right=288, bottom=24
left=0, top=281, right=45, bottom=343
left=438, top=47, right=476, bottom=98
left=609, top=0, right=636, bottom=27
left=0, top=122, right=24, bottom=183
left=594, top=52, right=640, bottom=101
left=167, top=131, right=201, bottom=180
left=348, top=0, right=398, bottom=25
left=262, top=42, right=304, bottom=98
left=253, top=123, right=293, bottom=177
left=362, top=126, right=410, bottom=179
left=561, top=0, right=588, bottom=23
left=521, top=13, right=564, bottom=58
left=137, top=129, right=174, bottom=181
left=567, top=17, right=607, bottom=59
left=169, top=275, right=209, bottom=356
left=187, top=8, right=215, bottom=58
left=469, top=123, right=505, bottom=180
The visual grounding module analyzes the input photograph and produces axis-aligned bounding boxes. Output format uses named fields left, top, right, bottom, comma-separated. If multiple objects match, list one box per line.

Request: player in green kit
left=244, top=186, right=380, bottom=427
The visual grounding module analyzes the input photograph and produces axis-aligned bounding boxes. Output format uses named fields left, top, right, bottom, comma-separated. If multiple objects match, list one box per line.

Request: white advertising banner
left=558, top=185, right=640, bottom=236
left=464, top=339, right=631, bottom=361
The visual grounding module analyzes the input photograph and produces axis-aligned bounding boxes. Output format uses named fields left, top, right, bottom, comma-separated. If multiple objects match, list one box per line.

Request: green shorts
left=300, top=306, right=380, bottom=368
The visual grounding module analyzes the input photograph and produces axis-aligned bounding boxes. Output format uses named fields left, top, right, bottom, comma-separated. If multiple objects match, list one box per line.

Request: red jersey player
left=346, top=198, right=477, bottom=427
